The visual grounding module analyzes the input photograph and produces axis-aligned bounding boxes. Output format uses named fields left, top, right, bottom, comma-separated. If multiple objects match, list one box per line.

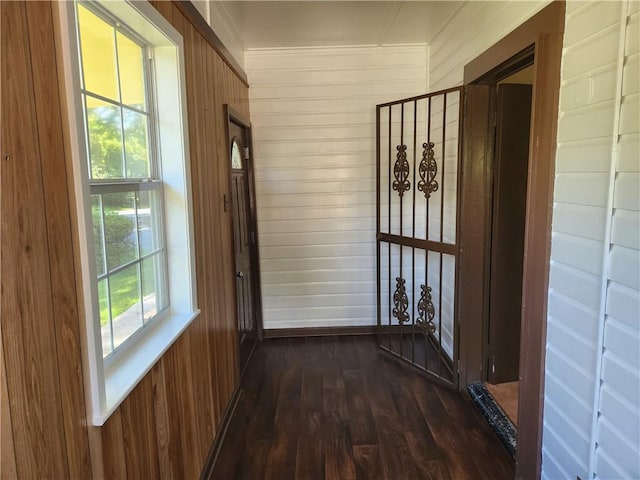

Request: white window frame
left=57, top=0, right=199, bottom=426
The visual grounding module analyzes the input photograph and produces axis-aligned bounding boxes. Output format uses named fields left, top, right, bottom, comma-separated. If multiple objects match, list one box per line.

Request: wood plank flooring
left=211, top=336, right=514, bottom=479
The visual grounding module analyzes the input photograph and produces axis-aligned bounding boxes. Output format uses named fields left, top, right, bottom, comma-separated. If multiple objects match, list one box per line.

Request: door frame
left=457, top=2, right=565, bottom=478
left=224, top=105, right=264, bottom=352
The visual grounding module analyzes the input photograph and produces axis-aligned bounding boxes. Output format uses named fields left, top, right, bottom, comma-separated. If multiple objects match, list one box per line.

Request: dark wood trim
left=516, top=31, right=563, bottom=480
left=377, top=233, right=457, bottom=256
left=263, top=326, right=377, bottom=339
left=175, top=1, right=248, bottom=87
left=199, top=385, right=242, bottom=480
left=459, top=2, right=565, bottom=479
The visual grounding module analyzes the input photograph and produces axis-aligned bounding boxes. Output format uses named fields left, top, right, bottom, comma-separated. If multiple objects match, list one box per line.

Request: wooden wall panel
left=1, top=2, right=70, bottom=477
left=23, top=3, right=92, bottom=477
left=1, top=325, right=17, bottom=480
left=1, top=1, right=249, bottom=478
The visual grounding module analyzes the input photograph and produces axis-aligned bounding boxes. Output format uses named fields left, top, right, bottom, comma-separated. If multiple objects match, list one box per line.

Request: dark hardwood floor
left=210, top=336, right=514, bottom=479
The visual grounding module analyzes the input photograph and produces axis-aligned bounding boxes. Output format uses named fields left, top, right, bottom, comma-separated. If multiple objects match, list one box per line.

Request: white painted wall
left=245, top=45, right=428, bottom=329
left=208, top=1, right=245, bottom=68
left=546, top=2, right=639, bottom=479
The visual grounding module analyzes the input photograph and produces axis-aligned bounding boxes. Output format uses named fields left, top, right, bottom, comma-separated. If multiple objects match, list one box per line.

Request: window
left=58, top=0, right=198, bottom=425
left=77, top=3, right=168, bottom=359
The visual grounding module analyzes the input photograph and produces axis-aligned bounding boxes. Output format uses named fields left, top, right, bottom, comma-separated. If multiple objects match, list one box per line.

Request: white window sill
left=94, top=309, right=200, bottom=426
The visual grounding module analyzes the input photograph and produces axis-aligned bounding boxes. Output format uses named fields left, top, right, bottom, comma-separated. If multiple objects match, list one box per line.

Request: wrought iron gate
left=376, top=87, right=464, bottom=387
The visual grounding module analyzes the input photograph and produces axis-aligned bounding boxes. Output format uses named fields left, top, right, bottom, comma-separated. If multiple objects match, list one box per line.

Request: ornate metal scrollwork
left=416, top=284, right=436, bottom=334
left=417, top=142, right=439, bottom=199
left=392, top=277, right=410, bottom=325
left=392, top=144, right=411, bottom=197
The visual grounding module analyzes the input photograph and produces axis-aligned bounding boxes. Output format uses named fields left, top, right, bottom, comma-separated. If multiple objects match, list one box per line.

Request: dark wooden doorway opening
left=225, top=105, right=263, bottom=377
left=458, top=2, right=565, bottom=479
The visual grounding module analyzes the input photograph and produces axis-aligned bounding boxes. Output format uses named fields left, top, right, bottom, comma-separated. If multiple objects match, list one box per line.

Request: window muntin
left=77, top=3, right=168, bottom=359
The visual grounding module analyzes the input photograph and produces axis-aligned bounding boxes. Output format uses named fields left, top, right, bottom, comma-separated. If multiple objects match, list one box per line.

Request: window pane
left=86, top=99, right=125, bottom=179
left=91, top=194, right=106, bottom=276
left=136, top=190, right=162, bottom=256
left=104, top=192, right=139, bottom=271
left=110, top=264, right=143, bottom=350
left=116, top=32, right=146, bottom=110
left=123, top=109, right=150, bottom=178
left=99, top=279, right=112, bottom=357
left=77, top=5, right=119, bottom=102
left=231, top=140, right=243, bottom=169
left=141, top=255, right=166, bottom=323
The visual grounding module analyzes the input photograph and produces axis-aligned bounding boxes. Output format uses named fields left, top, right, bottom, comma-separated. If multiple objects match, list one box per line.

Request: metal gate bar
left=376, top=86, right=464, bottom=387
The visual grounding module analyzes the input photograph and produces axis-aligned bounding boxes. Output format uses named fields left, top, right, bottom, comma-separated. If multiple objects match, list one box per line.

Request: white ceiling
left=218, top=1, right=462, bottom=49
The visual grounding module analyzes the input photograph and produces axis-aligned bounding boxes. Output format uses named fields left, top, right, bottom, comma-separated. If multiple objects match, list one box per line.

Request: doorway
left=485, top=65, right=534, bottom=429
left=226, top=105, right=262, bottom=376
left=458, top=2, right=565, bottom=478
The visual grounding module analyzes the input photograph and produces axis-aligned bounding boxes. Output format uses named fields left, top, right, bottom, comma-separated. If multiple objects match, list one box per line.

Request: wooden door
left=228, top=112, right=259, bottom=375
left=487, top=84, right=532, bottom=384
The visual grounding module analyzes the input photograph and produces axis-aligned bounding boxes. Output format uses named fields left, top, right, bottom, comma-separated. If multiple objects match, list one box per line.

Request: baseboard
left=263, top=326, right=376, bottom=338
left=200, top=386, right=242, bottom=480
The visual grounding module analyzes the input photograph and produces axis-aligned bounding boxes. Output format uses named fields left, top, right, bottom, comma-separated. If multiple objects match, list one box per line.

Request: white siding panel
left=603, top=317, right=640, bottom=368
left=547, top=318, right=598, bottom=372
left=606, top=282, right=640, bottom=330
left=622, top=53, right=640, bottom=96
left=555, top=138, right=613, bottom=173
left=548, top=290, right=600, bottom=342
left=551, top=232, right=603, bottom=276
left=562, top=25, right=620, bottom=79
left=600, top=350, right=640, bottom=414
left=542, top=423, right=589, bottom=480
left=544, top=399, right=592, bottom=462
left=611, top=209, right=640, bottom=249
left=548, top=262, right=601, bottom=311
left=618, top=134, right=640, bottom=172
left=247, top=45, right=427, bottom=329
left=596, top=417, right=640, bottom=479
left=554, top=173, right=610, bottom=207
left=560, top=64, right=617, bottom=112
left=620, top=93, right=640, bottom=135
left=563, top=2, right=623, bottom=46
left=557, top=101, right=616, bottom=143
left=552, top=203, right=607, bottom=240
left=609, top=245, right=640, bottom=290
left=598, top=385, right=640, bottom=455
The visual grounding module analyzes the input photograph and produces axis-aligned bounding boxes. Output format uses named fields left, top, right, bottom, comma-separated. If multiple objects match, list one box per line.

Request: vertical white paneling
left=246, top=45, right=427, bottom=329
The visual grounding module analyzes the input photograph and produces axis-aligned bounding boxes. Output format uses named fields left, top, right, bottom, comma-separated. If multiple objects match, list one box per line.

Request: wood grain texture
left=24, top=3, right=92, bottom=477
left=211, top=336, right=515, bottom=479
left=1, top=324, right=17, bottom=480
left=2, top=1, right=248, bottom=478
left=1, top=2, right=69, bottom=477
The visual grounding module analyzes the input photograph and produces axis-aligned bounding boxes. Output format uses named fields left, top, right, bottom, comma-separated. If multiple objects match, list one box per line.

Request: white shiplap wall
left=546, top=2, right=640, bottom=478
left=246, top=45, right=428, bottom=329
left=208, top=2, right=245, bottom=69
left=428, top=1, right=550, bottom=90
left=427, top=1, right=639, bottom=479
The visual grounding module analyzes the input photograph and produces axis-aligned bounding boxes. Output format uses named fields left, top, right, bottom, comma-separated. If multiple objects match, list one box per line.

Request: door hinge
left=243, top=146, right=250, bottom=161
left=457, top=359, right=461, bottom=374
left=223, top=193, right=230, bottom=212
